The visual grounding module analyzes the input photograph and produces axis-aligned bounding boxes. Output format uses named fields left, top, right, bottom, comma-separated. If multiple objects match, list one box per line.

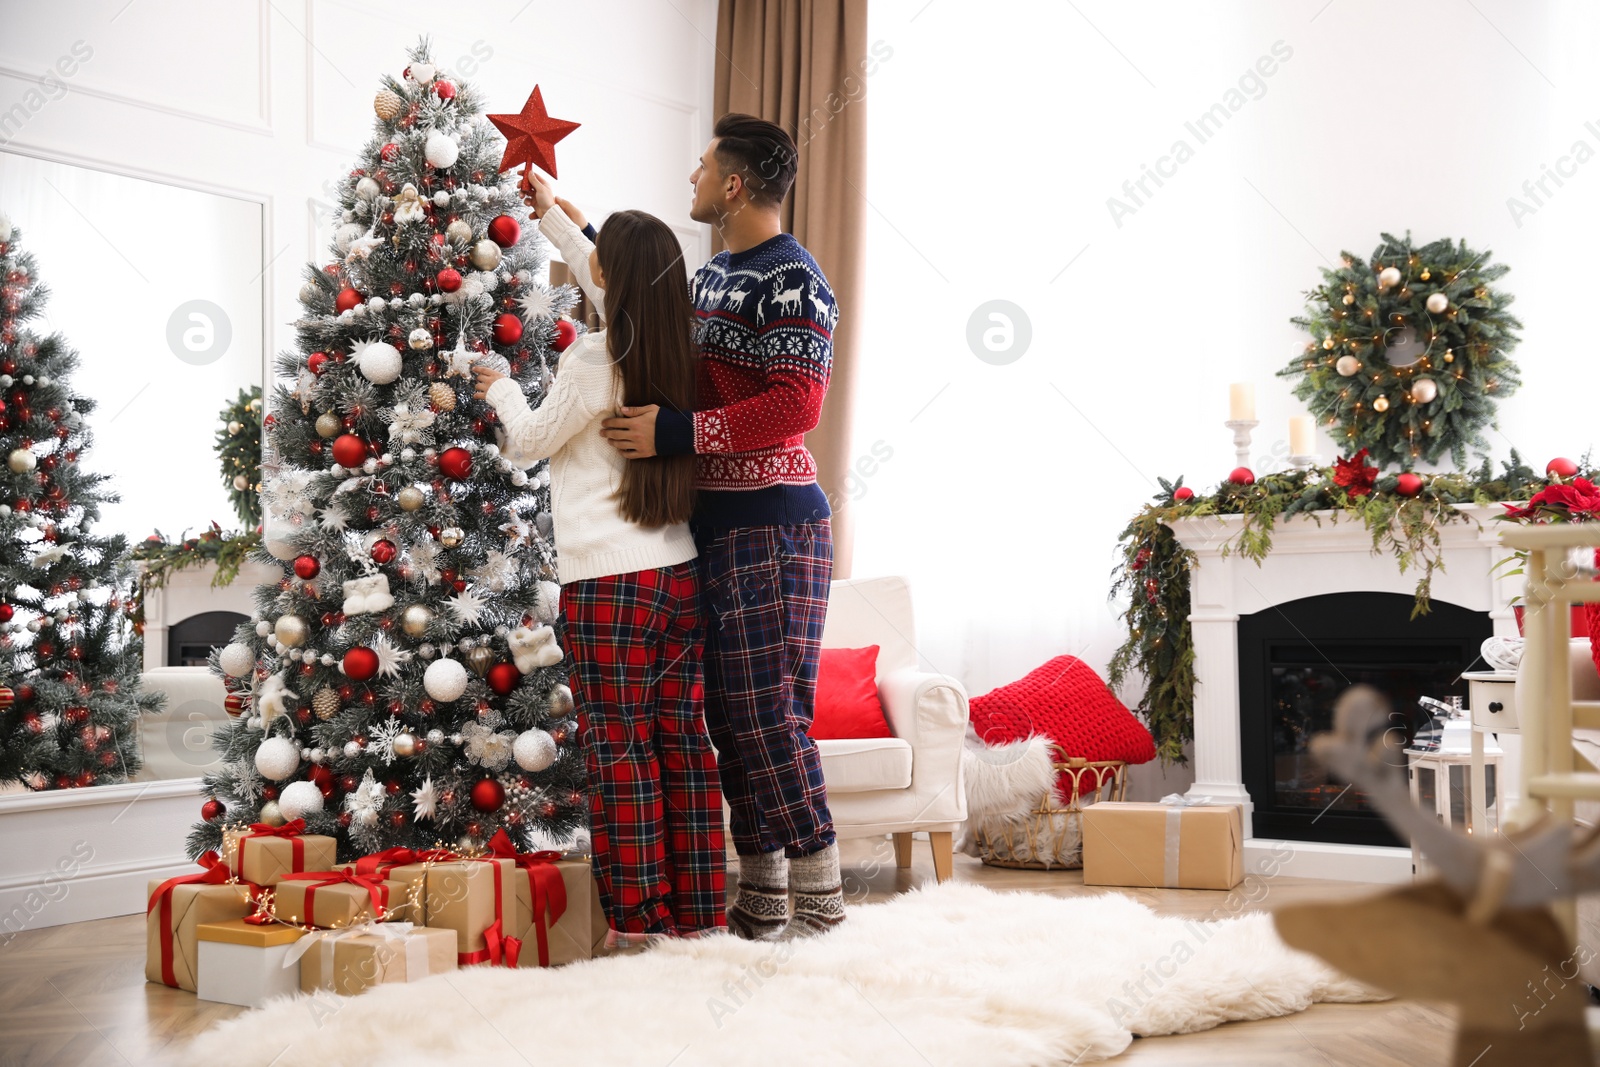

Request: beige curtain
left=714, top=0, right=869, bottom=579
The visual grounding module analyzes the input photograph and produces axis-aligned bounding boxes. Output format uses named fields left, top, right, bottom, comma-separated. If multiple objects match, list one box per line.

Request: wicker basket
left=972, top=746, right=1128, bottom=870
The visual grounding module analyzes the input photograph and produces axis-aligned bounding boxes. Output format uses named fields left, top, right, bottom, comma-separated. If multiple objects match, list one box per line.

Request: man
left=600, top=114, right=841, bottom=939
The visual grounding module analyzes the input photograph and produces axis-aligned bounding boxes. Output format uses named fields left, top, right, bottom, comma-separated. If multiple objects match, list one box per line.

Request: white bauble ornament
left=335, top=222, right=364, bottom=253
left=7, top=449, right=36, bottom=473
left=445, top=219, right=473, bottom=245
left=278, top=780, right=326, bottom=820
left=255, top=736, right=300, bottom=781
left=408, top=328, right=433, bottom=351
left=219, top=642, right=256, bottom=678
left=423, top=657, right=469, bottom=702
left=1411, top=377, right=1438, bottom=404
left=1377, top=266, right=1402, bottom=288
left=432, top=190, right=450, bottom=208
left=424, top=131, right=459, bottom=169
left=299, top=281, right=319, bottom=304
left=1425, top=292, right=1449, bottom=314
left=256, top=800, right=286, bottom=827
left=274, top=614, right=308, bottom=647
left=355, top=176, right=381, bottom=201
left=1335, top=355, right=1360, bottom=377
left=513, top=729, right=558, bottom=772
left=470, top=240, right=502, bottom=271
left=359, top=341, right=403, bottom=384
left=343, top=740, right=361, bottom=759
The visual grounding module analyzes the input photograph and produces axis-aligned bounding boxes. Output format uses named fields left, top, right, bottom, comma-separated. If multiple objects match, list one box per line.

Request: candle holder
left=1224, top=419, right=1258, bottom=470
left=1288, top=454, right=1320, bottom=470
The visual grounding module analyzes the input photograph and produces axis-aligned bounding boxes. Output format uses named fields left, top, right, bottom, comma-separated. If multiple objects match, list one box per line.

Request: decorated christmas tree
left=216, top=386, right=264, bottom=529
left=0, top=213, right=161, bottom=789
left=190, top=40, right=584, bottom=860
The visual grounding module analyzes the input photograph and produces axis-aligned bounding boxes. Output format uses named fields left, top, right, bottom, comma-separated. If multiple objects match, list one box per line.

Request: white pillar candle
left=1289, top=415, right=1315, bottom=456
left=1229, top=383, right=1255, bottom=422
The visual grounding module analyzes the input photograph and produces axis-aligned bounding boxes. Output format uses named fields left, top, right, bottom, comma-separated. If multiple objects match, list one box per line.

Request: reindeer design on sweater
left=771, top=275, right=805, bottom=317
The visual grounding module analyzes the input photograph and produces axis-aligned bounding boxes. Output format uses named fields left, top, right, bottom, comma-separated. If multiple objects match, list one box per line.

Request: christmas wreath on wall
left=216, top=386, right=262, bottom=528
left=1277, top=233, right=1522, bottom=469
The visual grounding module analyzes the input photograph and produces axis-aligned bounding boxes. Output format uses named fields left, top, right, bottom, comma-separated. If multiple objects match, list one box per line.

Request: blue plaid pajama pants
left=697, top=521, right=836, bottom=858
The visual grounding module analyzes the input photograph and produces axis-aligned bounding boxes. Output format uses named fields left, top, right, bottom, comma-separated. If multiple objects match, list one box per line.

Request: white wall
left=0, top=0, right=716, bottom=540
left=857, top=1, right=1597, bottom=736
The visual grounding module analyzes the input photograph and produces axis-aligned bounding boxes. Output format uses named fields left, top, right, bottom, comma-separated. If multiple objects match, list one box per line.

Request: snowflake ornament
left=518, top=284, right=554, bottom=323
left=447, top=586, right=490, bottom=627
left=370, top=631, right=411, bottom=677
left=371, top=716, right=406, bottom=765
left=411, top=775, right=439, bottom=821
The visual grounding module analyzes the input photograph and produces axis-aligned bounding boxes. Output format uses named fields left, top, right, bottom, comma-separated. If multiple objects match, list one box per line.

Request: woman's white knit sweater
left=485, top=205, right=695, bottom=584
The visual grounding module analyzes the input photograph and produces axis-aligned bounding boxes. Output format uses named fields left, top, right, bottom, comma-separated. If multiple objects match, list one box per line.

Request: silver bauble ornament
left=256, top=799, right=286, bottom=827
left=315, top=412, right=342, bottom=438
left=402, top=604, right=433, bottom=637
left=547, top=683, right=575, bottom=718
left=274, top=614, right=308, bottom=647
left=470, top=239, right=502, bottom=271
left=7, top=449, right=35, bottom=473
left=408, top=328, right=433, bottom=351
left=445, top=219, right=473, bottom=245
left=398, top=486, right=425, bottom=511
left=392, top=732, right=418, bottom=758
left=439, top=526, right=464, bottom=548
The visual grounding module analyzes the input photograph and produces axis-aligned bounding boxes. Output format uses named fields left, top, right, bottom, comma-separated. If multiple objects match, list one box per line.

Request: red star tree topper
left=488, top=85, right=579, bottom=177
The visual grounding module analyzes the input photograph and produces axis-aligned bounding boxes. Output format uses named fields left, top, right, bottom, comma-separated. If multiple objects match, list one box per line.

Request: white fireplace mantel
left=1167, top=504, right=1519, bottom=882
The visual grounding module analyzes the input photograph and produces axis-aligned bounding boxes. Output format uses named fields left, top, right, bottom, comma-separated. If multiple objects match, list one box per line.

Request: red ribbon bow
left=485, top=829, right=567, bottom=967
left=246, top=818, right=307, bottom=837
left=354, top=847, right=420, bottom=879
left=280, top=866, right=391, bottom=926
left=232, top=818, right=309, bottom=882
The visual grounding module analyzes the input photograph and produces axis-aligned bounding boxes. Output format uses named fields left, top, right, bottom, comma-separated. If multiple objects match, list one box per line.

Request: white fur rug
left=188, top=883, right=1382, bottom=1066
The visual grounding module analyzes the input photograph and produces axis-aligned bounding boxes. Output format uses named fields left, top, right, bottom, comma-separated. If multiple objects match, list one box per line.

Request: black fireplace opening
left=1238, top=592, right=1492, bottom=847
left=167, top=610, right=249, bottom=667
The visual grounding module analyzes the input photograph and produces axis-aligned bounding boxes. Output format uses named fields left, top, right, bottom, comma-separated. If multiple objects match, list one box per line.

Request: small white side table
left=1463, top=669, right=1519, bottom=836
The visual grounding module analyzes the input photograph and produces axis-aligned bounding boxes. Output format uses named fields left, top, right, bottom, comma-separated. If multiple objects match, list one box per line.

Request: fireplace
left=1237, top=592, right=1492, bottom=846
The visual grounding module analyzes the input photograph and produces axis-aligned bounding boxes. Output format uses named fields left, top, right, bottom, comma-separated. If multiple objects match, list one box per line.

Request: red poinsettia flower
left=1333, top=448, right=1379, bottom=498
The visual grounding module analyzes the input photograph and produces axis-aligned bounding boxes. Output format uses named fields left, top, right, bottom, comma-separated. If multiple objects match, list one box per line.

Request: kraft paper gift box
left=295, top=923, right=456, bottom=996
left=195, top=918, right=309, bottom=1008
left=223, top=820, right=337, bottom=887
left=146, top=872, right=257, bottom=992
left=381, top=856, right=518, bottom=963
left=1081, top=800, right=1244, bottom=890
left=274, top=867, right=400, bottom=928
left=506, top=855, right=596, bottom=968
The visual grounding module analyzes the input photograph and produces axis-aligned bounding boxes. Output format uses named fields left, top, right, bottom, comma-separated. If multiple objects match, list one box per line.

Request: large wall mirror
left=0, top=152, right=264, bottom=542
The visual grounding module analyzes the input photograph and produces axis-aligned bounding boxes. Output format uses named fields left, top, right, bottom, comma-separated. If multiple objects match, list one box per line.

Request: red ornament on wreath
left=553, top=319, right=577, bottom=352
left=343, top=647, right=380, bottom=681
left=436, top=268, right=463, bottom=293
left=1548, top=457, right=1580, bottom=479
left=332, top=434, right=368, bottom=468
left=369, top=539, right=397, bottom=565
left=1395, top=472, right=1425, bottom=497
left=335, top=288, right=363, bottom=313
left=293, top=554, right=320, bottom=580
left=493, top=313, right=523, bottom=345
left=1228, top=467, right=1255, bottom=486
left=439, top=447, right=473, bottom=480
left=486, top=662, right=520, bottom=696
left=487, top=215, right=520, bottom=248
left=1173, top=486, right=1194, bottom=502
left=201, top=799, right=225, bottom=822
left=470, top=778, right=505, bottom=812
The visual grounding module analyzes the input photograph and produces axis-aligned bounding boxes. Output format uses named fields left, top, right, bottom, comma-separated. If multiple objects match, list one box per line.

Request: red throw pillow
left=809, top=646, right=891, bottom=740
left=969, top=655, right=1155, bottom=800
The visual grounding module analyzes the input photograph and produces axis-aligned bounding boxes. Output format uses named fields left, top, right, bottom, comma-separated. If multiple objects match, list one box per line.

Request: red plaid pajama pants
left=561, top=561, right=727, bottom=935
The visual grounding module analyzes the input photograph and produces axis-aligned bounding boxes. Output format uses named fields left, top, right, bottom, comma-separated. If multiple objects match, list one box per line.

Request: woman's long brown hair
left=593, top=210, right=698, bottom=527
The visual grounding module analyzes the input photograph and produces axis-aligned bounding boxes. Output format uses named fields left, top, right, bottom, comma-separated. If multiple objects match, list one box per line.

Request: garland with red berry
left=129, top=522, right=262, bottom=629
left=1107, top=451, right=1575, bottom=764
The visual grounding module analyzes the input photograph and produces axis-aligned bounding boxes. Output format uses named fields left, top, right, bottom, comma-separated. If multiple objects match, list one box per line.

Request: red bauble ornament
left=380, top=142, right=400, bottom=161
left=439, top=447, right=473, bottom=480
left=0, top=604, right=11, bottom=623
left=486, top=85, right=580, bottom=177
left=1173, top=487, right=1194, bottom=502
left=1395, top=472, right=1425, bottom=497
left=332, top=434, right=368, bottom=468
left=307, top=351, right=329, bottom=375
left=486, top=662, right=521, bottom=696
left=370, top=539, right=397, bottom=565
left=434, top=80, right=457, bottom=101
left=1228, top=467, right=1255, bottom=486
left=343, top=647, right=380, bottom=681
left=553, top=319, right=578, bottom=352
left=224, top=693, right=247, bottom=716
left=335, top=288, right=363, bottom=313
left=1547, top=457, right=1580, bottom=478
left=201, top=799, right=225, bottom=822
left=436, top=268, right=463, bottom=293
left=493, top=313, right=523, bottom=345
left=293, top=554, right=320, bottom=580
left=487, top=215, right=520, bottom=248
left=470, top=778, right=505, bottom=812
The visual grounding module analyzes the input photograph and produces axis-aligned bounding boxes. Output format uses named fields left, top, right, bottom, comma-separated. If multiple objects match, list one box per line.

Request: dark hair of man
left=712, top=112, right=798, bottom=208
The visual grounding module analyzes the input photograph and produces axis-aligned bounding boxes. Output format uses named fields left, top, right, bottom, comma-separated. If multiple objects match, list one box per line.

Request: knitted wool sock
left=785, top=843, right=845, bottom=937
left=728, top=850, right=790, bottom=941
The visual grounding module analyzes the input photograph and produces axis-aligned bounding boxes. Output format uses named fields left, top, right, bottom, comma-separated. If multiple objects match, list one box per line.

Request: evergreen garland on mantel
left=1108, top=451, right=1567, bottom=765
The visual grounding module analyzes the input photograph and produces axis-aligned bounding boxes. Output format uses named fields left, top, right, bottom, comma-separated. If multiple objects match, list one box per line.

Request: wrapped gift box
left=296, top=924, right=456, bottom=995
left=223, top=821, right=337, bottom=887
left=507, top=854, right=596, bottom=968
left=196, top=919, right=309, bottom=1007
left=1081, top=801, right=1243, bottom=890
left=146, top=872, right=257, bottom=992
left=275, top=868, right=397, bottom=928
left=382, top=856, right=518, bottom=964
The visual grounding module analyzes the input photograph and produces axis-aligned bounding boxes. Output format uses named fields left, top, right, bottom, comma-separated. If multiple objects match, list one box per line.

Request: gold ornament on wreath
left=1277, top=231, right=1523, bottom=468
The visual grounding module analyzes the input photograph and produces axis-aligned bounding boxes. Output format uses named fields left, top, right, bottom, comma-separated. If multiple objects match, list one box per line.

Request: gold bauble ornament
left=1322, top=338, right=1335, bottom=350
left=1373, top=395, right=1390, bottom=413
left=274, top=614, right=308, bottom=648
left=313, top=687, right=340, bottom=720
left=445, top=219, right=473, bottom=245
left=466, top=646, right=494, bottom=676
left=1443, top=350, right=1454, bottom=363
left=257, top=799, right=286, bottom=827
left=548, top=683, right=575, bottom=718
left=469, top=239, right=502, bottom=271
left=402, top=604, right=433, bottom=636
left=429, top=382, right=457, bottom=411
left=1420, top=269, right=1431, bottom=281
left=228, top=420, right=243, bottom=435
left=315, top=412, right=341, bottom=438
left=1341, top=293, right=1354, bottom=306
left=398, top=485, right=425, bottom=511
left=392, top=732, right=418, bottom=758
left=374, top=89, right=404, bottom=121
left=439, top=526, right=464, bottom=548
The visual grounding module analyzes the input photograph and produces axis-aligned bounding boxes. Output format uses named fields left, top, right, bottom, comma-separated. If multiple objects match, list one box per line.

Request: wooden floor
left=0, top=837, right=1578, bottom=1066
